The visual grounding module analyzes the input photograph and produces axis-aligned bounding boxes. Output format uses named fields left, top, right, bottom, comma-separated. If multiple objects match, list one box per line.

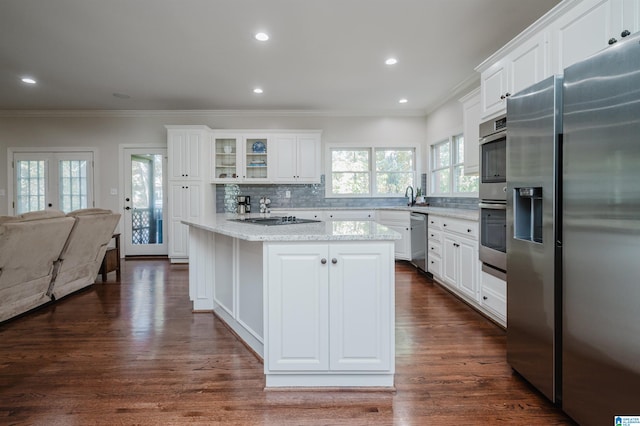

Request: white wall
left=0, top=112, right=427, bottom=216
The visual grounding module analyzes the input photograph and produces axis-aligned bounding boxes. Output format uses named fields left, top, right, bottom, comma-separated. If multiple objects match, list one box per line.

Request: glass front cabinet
left=212, top=134, right=270, bottom=183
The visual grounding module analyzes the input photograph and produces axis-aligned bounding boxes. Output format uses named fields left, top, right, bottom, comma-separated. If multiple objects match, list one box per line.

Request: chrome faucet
left=404, top=186, right=415, bottom=206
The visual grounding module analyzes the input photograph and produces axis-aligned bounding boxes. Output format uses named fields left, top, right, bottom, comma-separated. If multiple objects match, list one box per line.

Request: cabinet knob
left=608, top=37, right=617, bottom=45
left=621, top=29, right=631, bottom=38
left=443, top=223, right=447, bottom=227
left=125, top=206, right=131, bottom=210
left=483, top=296, right=488, bottom=300
left=467, top=229, right=472, bottom=233
left=331, top=258, right=338, bottom=264
left=321, top=258, right=327, bottom=264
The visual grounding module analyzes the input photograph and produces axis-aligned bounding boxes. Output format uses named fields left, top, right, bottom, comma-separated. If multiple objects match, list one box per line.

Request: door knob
left=331, top=258, right=338, bottom=264
left=321, top=258, right=327, bottom=264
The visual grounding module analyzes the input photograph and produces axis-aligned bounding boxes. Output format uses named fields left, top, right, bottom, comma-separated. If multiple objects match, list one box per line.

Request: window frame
left=429, top=133, right=478, bottom=197
left=326, top=143, right=420, bottom=198
left=8, top=147, right=97, bottom=214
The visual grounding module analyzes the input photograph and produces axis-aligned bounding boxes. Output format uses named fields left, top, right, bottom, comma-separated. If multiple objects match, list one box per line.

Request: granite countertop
left=380, top=206, right=479, bottom=221
left=183, top=214, right=401, bottom=242
left=270, top=206, right=479, bottom=221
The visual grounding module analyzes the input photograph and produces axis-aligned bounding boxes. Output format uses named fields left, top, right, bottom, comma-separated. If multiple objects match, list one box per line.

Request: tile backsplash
left=215, top=174, right=478, bottom=213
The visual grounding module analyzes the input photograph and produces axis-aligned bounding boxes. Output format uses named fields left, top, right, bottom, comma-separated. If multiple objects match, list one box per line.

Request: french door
left=13, top=152, right=94, bottom=214
left=123, top=148, right=167, bottom=256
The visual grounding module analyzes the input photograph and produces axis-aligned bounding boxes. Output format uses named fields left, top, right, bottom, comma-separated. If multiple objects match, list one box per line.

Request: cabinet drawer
left=428, top=229, right=442, bottom=243
left=481, top=287, right=506, bottom=319
left=428, top=215, right=442, bottom=230
left=428, top=241, right=442, bottom=258
left=481, top=270, right=506, bottom=298
left=428, top=255, right=442, bottom=278
left=441, top=218, right=478, bottom=239
left=377, top=209, right=410, bottom=223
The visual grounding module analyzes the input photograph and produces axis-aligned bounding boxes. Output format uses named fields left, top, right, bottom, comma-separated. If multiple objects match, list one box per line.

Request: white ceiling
left=0, top=0, right=561, bottom=114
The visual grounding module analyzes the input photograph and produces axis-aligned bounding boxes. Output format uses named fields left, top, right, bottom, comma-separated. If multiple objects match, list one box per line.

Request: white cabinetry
left=477, top=0, right=640, bottom=119
left=272, top=133, right=321, bottom=183
left=459, top=88, right=481, bottom=175
left=211, top=133, right=271, bottom=183
left=265, top=242, right=394, bottom=385
left=376, top=210, right=411, bottom=260
left=168, top=182, right=202, bottom=260
left=480, top=269, right=507, bottom=325
left=480, top=31, right=550, bottom=118
left=431, top=215, right=480, bottom=303
left=326, top=210, right=374, bottom=220
left=550, top=0, right=640, bottom=73
left=427, top=216, right=443, bottom=278
left=167, top=126, right=208, bottom=262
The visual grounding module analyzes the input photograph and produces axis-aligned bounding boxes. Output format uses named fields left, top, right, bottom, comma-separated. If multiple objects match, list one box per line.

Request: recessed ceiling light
left=255, top=32, right=269, bottom=41
left=21, top=77, right=36, bottom=84
left=253, top=88, right=264, bottom=94
left=385, top=58, right=398, bottom=65
left=398, top=98, right=408, bottom=104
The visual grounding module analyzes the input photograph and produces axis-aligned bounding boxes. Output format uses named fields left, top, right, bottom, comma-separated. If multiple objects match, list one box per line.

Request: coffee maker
left=236, top=195, right=250, bottom=214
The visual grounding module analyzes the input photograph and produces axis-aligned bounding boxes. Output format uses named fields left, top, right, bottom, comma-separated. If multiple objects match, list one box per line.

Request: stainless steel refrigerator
left=507, top=31, right=640, bottom=426
left=506, top=74, right=563, bottom=404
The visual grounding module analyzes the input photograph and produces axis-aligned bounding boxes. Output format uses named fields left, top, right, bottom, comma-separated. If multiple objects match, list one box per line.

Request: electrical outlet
left=285, top=190, right=291, bottom=198
left=110, top=188, right=118, bottom=195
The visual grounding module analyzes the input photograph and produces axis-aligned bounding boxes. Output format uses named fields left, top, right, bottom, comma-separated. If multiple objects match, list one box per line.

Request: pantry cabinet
left=265, top=242, right=394, bottom=375
left=166, top=126, right=209, bottom=262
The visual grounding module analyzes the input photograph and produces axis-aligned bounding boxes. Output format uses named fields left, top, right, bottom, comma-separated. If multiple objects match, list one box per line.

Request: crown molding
left=0, top=108, right=428, bottom=118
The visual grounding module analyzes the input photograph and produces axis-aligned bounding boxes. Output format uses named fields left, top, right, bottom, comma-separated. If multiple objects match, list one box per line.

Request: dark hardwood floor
left=0, top=259, right=574, bottom=425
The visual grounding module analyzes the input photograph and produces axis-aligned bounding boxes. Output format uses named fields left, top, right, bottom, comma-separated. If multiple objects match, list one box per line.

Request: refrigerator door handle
left=479, top=202, right=507, bottom=210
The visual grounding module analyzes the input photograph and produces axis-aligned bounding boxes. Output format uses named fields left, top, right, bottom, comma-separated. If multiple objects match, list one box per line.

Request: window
left=13, top=151, right=94, bottom=214
left=430, top=134, right=478, bottom=196
left=329, top=147, right=416, bottom=197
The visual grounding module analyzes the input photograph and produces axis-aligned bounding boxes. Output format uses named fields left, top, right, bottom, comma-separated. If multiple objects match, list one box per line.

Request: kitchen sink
left=229, top=216, right=321, bottom=226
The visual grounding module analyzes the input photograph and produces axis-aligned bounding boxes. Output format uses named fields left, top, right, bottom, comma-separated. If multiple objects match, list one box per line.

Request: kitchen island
left=182, top=214, right=400, bottom=388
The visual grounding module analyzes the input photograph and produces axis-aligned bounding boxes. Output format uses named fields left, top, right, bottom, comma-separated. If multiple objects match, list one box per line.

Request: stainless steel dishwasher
left=410, top=213, right=427, bottom=272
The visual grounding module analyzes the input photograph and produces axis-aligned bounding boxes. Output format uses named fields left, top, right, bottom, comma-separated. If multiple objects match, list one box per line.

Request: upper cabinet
left=167, top=126, right=208, bottom=180
left=459, top=88, right=481, bottom=175
left=479, top=31, right=550, bottom=118
left=477, top=0, right=640, bottom=119
left=551, top=0, right=640, bottom=73
left=271, top=132, right=322, bottom=183
left=211, top=133, right=271, bottom=183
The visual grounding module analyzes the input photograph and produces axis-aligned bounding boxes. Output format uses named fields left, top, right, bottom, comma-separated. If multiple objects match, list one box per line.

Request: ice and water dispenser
left=514, top=187, right=543, bottom=243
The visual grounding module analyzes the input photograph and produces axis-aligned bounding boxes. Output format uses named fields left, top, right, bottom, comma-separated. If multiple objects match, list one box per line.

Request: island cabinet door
left=266, top=244, right=330, bottom=371
left=328, top=243, right=394, bottom=371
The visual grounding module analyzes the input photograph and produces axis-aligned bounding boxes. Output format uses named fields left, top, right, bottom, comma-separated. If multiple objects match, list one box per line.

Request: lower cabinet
left=168, top=181, right=202, bottom=262
left=442, top=233, right=479, bottom=301
left=376, top=210, right=411, bottom=260
left=265, top=242, right=394, bottom=382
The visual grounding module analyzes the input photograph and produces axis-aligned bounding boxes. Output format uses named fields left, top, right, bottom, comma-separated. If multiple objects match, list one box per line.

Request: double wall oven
left=479, top=114, right=507, bottom=279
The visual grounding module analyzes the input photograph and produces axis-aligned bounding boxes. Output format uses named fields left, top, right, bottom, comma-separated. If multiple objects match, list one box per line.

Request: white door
left=13, top=152, right=94, bottom=214
left=329, top=243, right=392, bottom=371
left=123, top=148, right=167, bottom=256
left=266, top=244, right=329, bottom=371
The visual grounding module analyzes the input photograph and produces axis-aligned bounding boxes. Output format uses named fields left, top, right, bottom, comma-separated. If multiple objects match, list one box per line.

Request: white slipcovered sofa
left=0, top=208, right=120, bottom=323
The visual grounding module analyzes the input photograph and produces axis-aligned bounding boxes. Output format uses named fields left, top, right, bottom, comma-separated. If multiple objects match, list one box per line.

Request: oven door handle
left=479, top=202, right=507, bottom=210
left=480, top=131, right=507, bottom=144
